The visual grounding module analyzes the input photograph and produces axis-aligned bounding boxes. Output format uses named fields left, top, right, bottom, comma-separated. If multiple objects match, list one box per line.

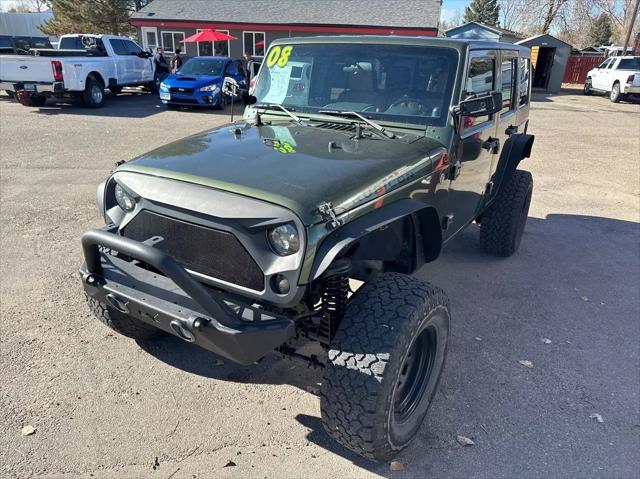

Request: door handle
left=482, top=137, right=500, bottom=154
left=505, top=125, right=518, bottom=136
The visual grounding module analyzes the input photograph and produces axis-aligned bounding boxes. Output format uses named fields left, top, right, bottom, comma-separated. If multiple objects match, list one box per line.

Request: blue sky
left=441, top=0, right=472, bottom=22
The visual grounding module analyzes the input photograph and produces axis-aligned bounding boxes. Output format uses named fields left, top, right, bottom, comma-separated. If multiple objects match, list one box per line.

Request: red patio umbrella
left=181, top=29, right=237, bottom=43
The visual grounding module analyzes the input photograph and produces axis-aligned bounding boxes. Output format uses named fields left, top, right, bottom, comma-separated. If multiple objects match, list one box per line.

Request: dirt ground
left=1, top=89, right=638, bottom=478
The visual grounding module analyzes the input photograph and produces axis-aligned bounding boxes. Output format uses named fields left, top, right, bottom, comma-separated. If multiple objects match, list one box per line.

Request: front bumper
left=160, top=89, right=220, bottom=106
left=80, top=227, right=295, bottom=365
left=622, top=84, right=640, bottom=94
left=0, top=81, right=63, bottom=94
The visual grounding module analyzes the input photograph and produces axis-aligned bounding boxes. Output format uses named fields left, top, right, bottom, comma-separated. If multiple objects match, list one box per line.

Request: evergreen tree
left=41, top=0, right=148, bottom=36
left=586, top=14, right=613, bottom=47
left=463, top=0, right=500, bottom=27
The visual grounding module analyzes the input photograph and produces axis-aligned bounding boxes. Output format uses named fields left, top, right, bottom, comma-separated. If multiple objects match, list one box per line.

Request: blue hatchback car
left=159, top=56, right=246, bottom=109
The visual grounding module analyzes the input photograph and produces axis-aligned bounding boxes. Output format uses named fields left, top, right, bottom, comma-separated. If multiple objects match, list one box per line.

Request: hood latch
left=317, top=201, right=342, bottom=230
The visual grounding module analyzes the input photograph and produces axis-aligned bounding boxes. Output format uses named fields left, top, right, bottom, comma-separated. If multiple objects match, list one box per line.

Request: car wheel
left=86, top=295, right=166, bottom=340
left=82, top=78, right=105, bottom=108
left=610, top=82, right=621, bottom=103
left=480, top=169, right=533, bottom=257
left=583, top=78, right=592, bottom=95
left=321, top=273, right=450, bottom=461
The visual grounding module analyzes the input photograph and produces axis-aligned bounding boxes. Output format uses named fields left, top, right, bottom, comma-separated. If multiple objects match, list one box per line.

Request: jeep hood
left=120, top=122, right=445, bottom=225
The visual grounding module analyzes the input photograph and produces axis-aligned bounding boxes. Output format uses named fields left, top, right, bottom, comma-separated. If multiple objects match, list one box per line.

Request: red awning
left=256, top=40, right=264, bottom=47
left=181, top=29, right=238, bottom=43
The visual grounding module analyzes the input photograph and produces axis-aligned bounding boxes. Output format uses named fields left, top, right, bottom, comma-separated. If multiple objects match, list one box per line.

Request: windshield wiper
left=254, top=103, right=309, bottom=126
left=318, top=110, right=396, bottom=139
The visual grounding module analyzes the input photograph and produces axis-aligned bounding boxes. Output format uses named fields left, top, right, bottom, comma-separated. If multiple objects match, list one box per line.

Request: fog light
left=272, top=274, right=290, bottom=294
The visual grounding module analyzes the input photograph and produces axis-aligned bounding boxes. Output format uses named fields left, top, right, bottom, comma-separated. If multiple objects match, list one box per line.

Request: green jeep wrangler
left=80, top=36, right=534, bottom=461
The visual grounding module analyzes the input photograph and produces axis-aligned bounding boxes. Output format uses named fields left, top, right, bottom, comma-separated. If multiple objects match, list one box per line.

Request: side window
left=598, top=58, right=610, bottom=69
left=500, top=54, right=517, bottom=114
left=606, top=59, right=617, bottom=69
left=518, top=57, right=530, bottom=107
left=124, top=40, right=142, bottom=55
left=463, top=55, right=495, bottom=127
left=110, top=39, right=128, bottom=56
left=226, top=60, right=240, bottom=76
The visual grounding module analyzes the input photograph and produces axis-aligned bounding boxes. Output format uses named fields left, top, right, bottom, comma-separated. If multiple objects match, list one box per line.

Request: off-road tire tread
left=480, top=169, right=533, bottom=257
left=86, top=294, right=165, bottom=340
left=320, top=273, right=449, bottom=461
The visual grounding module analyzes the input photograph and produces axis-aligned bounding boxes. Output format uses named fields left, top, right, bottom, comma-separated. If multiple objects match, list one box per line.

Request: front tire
left=610, top=82, right=621, bottom=103
left=86, top=295, right=166, bottom=340
left=321, top=273, right=450, bottom=461
left=480, top=169, right=533, bottom=257
left=583, top=78, right=592, bottom=95
left=83, top=78, right=105, bottom=108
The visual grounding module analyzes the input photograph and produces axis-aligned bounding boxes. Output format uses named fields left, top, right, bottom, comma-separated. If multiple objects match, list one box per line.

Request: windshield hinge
left=317, top=201, right=342, bottom=230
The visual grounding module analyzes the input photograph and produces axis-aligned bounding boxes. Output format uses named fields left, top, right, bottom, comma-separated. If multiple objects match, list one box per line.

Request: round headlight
left=268, top=223, right=299, bottom=256
left=114, top=183, right=135, bottom=212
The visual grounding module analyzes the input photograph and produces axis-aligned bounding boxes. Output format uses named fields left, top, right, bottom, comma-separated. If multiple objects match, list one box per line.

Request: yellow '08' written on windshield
left=266, top=45, right=293, bottom=68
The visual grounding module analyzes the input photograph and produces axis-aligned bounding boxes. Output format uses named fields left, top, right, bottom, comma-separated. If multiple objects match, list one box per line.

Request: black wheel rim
left=394, top=325, right=437, bottom=423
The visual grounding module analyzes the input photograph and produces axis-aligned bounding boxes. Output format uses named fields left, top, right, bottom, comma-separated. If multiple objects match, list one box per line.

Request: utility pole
left=622, top=0, right=640, bottom=56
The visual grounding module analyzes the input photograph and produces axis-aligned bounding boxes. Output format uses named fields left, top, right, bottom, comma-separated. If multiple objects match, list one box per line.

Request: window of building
left=500, top=54, right=517, bottom=114
left=196, top=29, right=229, bottom=57
left=463, top=54, right=495, bottom=127
left=243, top=31, right=265, bottom=57
left=161, top=31, right=185, bottom=54
left=518, top=57, right=530, bottom=107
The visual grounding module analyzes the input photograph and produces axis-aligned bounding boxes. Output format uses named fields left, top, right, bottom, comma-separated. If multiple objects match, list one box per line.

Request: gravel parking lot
left=1, top=88, right=638, bottom=478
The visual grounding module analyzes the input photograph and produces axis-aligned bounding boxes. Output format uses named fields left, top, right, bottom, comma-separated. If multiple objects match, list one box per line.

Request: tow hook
left=169, top=316, right=209, bottom=343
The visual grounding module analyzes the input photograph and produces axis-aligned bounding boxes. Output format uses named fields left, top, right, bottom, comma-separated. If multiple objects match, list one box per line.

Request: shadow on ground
left=137, top=213, right=639, bottom=477
left=1, top=89, right=235, bottom=119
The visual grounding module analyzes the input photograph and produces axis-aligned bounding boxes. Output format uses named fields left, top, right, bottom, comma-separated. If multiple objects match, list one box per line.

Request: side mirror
left=457, top=91, right=502, bottom=118
left=137, top=51, right=151, bottom=58
left=242, top=92, right=257, bottom=105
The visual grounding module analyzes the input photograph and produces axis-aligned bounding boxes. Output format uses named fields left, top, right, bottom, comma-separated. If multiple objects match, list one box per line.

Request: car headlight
left=159, top=82, right=168, bottom=90
left=199, top=84, right=220, bottom=93
left=267, top=223, right=299, bottom=256
left=114, top=183, right=135, bottom=212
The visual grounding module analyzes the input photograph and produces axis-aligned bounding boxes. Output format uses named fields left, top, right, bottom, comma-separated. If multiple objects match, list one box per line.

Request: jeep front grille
left=122, top=210, right=264, bottom=291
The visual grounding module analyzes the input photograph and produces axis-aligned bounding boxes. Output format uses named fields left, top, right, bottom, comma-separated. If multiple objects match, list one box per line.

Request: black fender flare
left=307, top=199, right=442, bottom=282
left=491, top=133, right=534, bottom=198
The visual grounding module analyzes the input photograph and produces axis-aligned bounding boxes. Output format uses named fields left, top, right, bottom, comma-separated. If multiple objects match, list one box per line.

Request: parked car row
left=0, top=32, right=260, bottom=110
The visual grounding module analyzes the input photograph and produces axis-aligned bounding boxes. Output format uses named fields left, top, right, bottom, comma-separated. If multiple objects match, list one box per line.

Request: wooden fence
left=562, top=56, right=605, bottom=84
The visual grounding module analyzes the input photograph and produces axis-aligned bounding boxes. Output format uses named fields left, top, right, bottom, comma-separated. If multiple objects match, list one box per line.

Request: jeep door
left=446, top=50, right=499, bottom=238
left=493, top=50, right=521, bottom=174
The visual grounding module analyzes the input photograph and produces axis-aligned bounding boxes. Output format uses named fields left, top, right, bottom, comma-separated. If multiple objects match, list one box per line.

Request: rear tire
left=86, top=295, right=166, bottom=340
left=82, top=78, right=105, bottom=108
left=609, top=82, right=621, bottom=103
left=480, top=169, right=533, bottom=257
left=321, top=273, right=450, bottom=461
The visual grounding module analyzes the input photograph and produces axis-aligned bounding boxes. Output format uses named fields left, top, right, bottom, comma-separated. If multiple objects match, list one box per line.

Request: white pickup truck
left=584, top=56, right=640, bottom=103
left=0, top=34, right=157, bottom=107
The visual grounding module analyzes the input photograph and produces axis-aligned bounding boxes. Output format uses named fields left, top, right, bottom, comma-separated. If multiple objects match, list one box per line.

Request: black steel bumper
left=80, top=228, right=295, bottom=365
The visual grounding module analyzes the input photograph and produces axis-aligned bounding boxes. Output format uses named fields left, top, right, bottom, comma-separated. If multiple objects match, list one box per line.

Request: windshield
left=252, top=43, right=459, bottom=127
left=618, top=58, right=640, bottom=70
left=178, top=58, right=226, bottom=76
